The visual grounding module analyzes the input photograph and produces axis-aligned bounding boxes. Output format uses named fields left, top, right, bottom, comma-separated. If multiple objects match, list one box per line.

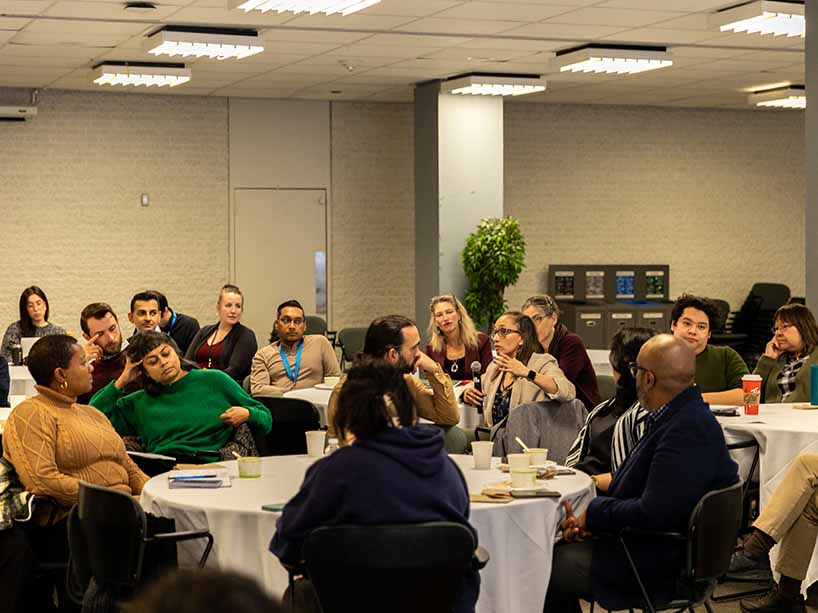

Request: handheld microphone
left=471, top=361, right=482, bottom=392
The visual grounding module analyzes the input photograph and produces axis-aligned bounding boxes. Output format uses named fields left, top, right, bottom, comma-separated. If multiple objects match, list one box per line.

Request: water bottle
left=324, top=438, right=339, bottom=455
left=10, top=342, right=22, bottom=366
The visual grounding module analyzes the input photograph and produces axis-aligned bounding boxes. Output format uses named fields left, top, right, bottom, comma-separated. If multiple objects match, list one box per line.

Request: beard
left=396, top=353, right=416, bottom=374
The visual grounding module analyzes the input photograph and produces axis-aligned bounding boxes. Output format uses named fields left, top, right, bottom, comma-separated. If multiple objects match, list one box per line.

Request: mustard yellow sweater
left=3, top=385, right=148, bottom=522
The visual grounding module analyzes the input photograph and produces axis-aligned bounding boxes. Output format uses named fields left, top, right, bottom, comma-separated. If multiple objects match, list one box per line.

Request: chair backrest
left=303, top=522, right=476, bottom=613
left=596, top=374, right=616, bottom=403
left=710, top=299, right=730, bottom=334
left=75, top=481, right=147, bottom=591
left=685, top=479, right=743, bottom=582
left=254, top=396, right=321, bottom=455
left=305, top=315, right=328, bottom=336
left=242, top=374, right=251, bottom=394
left=504, top=399, right=588, bottom=464
left=336, top=327, right=367, bottom=364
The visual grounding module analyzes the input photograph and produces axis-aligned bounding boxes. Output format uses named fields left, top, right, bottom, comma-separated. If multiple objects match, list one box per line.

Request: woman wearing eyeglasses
left=426, top=295, right=492, bottom=381
left=462, top=312, right=575, bottom=427
left=521, top=294, right=600, bottom=411
left=754, top=303, right=818, bottom=403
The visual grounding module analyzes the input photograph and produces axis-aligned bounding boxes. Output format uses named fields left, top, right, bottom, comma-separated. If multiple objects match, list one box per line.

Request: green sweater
left=91, top=369, right=272, bottom=457
left=754, top=350, right=818, bottom=404
left=695, top=345, right=748, bottom=393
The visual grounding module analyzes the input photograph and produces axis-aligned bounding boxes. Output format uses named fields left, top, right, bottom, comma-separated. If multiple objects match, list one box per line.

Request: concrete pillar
left=806, top=0, right=818, bottom=306
left=414, top=81, right=505, bottom=326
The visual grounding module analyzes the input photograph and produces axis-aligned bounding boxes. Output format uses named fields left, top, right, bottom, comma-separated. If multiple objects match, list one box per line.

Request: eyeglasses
left=772, top=323, right=793, bottom=335
left=493, top=327, right=521, bottom=339
left=628, top=362, right=650, bottom=379
left=279, top=317, right=305, bottom=326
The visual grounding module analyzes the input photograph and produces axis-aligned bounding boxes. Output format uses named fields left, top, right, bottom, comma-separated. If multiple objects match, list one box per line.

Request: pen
left=169, top=474, right=218, bottom=480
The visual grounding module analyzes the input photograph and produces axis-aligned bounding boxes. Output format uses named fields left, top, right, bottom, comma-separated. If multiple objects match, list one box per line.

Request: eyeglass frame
left=772, top=322, right=795, bottom=335
left=628, top=361, right=652, bottom=379
left=493, top=326, right=521, bottom=339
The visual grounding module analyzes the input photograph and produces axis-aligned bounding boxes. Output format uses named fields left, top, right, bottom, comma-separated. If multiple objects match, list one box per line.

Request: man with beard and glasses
left=250, top=300, right=340, bottom=397
left=77, top=302, right=140, bottom=403
left=325, top=315, right=460, bottom=441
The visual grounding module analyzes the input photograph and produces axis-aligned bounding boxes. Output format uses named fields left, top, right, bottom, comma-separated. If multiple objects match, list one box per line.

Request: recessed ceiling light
left=711, top=1, right=804, bottom=38
left=749, top=85, right=805, bottom=109
left=440, top=73, right=546, bottom=97
left=123, top=1, right=157, bottom=11
left=93, top=62, right=191, bottom=88
left=144, top=27, right=264, bottom=60
left=229, top=0, right=381, bottom=16
left=551, top=45, right=672, bottom=75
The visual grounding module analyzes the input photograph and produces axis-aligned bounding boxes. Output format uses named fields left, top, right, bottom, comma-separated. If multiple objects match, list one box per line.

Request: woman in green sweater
left=754, top=303, right=818, bottom=403
left=91, top=331, right=272, bottom=459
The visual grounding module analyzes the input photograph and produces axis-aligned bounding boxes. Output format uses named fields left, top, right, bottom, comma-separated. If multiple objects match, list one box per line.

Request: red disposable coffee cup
left=742, top=374, right=762, bottom=415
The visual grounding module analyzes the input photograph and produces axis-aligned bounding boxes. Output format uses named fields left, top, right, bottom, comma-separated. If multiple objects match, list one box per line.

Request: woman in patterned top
left=1, top=286, right=66, bottom=363
left=754, top=303, right=818, bottom=403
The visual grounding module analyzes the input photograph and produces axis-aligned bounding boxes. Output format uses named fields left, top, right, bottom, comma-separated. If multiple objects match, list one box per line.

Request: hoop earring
left=60, top=380, right=68, bottom=390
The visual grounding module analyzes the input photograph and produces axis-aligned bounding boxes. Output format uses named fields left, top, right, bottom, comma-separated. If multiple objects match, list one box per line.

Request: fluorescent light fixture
left=711, top=1, right=804, bottom=38
left=144, top=27, right=264, bottom=60
left=749, top=85, right=806, bottom=109
left=229, top=0, right=381, bottom=16
left=93, top=62, right=191, bottom=88
left=440, top=74, right=546, bottom=97
left=552, top=45, right=672, bottom=75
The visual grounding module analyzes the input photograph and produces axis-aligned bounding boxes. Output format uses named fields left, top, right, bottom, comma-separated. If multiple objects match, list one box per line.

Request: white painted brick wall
left=0, top=89, right=229, bottom=335
left=503, top=103, right=806, bottom=312
left=329, top=101, right=416, bottom=329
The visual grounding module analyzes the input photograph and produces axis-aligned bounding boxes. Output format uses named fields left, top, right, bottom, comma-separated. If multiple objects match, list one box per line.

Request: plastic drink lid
left=742, top=374, right=762, bottom=380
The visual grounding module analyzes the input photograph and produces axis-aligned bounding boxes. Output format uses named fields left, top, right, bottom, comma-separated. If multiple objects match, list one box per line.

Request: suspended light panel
left=144, top=28, right=264, bottom=60
left=552, top=45, right=672, bottom=75
left=441, top=74, right=546, bottom=97
left=93, top=62, right=191, bottom=88
left=749, top=86, right=806, bottom=109
left=711, top=1, right=804, bottom=37
left=229, top=0, right=381, bottom=16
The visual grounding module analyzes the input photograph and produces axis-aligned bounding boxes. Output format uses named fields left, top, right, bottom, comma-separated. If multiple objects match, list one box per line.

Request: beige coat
left=482, top=352, right=576, bottom=426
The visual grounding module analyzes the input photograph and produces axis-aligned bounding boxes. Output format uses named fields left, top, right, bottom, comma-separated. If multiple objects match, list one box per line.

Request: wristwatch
left=526, top=369, right=537, bottom=382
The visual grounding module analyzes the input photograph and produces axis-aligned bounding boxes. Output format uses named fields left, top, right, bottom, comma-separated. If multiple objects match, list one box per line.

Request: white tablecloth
left=586, top=350, right=612, bottom=377
left=715, top=403, right=818, bottom=591
left=141, top=454, right=594, bottom=613
left=9, top=365, right=35, bottom=397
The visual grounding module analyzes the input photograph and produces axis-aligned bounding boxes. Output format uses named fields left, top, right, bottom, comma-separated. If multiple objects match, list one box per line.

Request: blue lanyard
left=280, top=339, right=304, bottom=383
left=166, top=311, right=178, bottom=334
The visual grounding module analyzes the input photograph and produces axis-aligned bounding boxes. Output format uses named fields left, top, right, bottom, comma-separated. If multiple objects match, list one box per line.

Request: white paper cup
left=510, top=468, right=537, bottom=489
left=238, top=457, right=261, bottom=478
left=306, top=431, right=326, bottom=457
left=324, top=376, right=341, bottom=387
left=507, top=453, right=530, bottom=471
left=471, top=441, right=494, bottom=470
left=525, top=448, right=548, bottom=466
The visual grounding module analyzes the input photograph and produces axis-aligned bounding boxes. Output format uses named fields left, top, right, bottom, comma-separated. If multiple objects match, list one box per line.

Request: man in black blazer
left=544, top=334, right=738, bottom=612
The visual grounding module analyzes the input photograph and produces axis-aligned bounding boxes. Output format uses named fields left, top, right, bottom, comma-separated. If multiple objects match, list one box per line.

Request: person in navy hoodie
left=269, top=359, right=479, bottom=613
left=544, top=334, right=738, bottom=612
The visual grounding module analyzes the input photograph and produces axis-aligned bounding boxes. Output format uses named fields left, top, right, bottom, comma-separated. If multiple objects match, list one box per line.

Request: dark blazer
left=162, top=311, right=200, bottom=355
left=426, top=332, right=493, bottom=380
left=0, top=358, right=8, bottom=407
left=185, top=322, right=257, bottom=383
left=586, top=385, right=738, bottom=610
left=549, top=323, right=600, bottom=411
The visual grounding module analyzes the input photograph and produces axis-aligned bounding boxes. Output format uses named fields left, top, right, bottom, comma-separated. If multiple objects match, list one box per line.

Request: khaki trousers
left=755, top=453, right=818, bottom=581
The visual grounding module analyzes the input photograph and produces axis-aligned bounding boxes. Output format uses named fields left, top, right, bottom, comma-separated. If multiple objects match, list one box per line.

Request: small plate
left=485, top=480, right=553, bottom=492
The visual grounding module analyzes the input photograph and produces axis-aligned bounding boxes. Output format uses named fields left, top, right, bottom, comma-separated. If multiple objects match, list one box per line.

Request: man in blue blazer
left=545, top=334, right=738, bottom=612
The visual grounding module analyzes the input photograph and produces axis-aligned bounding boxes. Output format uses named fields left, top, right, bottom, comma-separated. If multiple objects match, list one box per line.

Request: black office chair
left=335, top=327, right=367, bottom=371
left=596, top=374, right=617, bottom=403
left=254, top=396, right=321, bottom=455
left=67, top=481, right=214, bottom=608
left=595, top=479, right=743, bottom=613
left=299, top=522, right=488, bottom=613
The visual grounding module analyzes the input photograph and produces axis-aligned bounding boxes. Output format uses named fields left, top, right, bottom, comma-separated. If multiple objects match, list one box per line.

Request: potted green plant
left=461, top=216, right=526, bottom=330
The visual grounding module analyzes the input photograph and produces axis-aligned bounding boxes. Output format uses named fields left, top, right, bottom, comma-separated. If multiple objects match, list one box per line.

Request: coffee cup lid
left=742, top=374, right=763, bottom=381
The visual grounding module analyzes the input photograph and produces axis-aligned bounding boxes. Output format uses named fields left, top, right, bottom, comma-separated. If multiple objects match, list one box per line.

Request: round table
left=9, top=365, right=35, bottom=397
left=284, top=385, right=482, bottom=431
left=140, top=454, right=594, bottom=613
left=715, top=403, right=818, bottom=591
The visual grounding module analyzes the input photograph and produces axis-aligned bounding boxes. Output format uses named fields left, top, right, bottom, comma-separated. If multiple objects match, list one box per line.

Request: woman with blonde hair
left=426, top=295, right=492, bottom=381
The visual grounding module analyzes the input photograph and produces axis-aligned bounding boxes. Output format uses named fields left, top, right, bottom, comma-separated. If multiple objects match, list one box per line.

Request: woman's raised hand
left=114, top=356, right=143, bottom=390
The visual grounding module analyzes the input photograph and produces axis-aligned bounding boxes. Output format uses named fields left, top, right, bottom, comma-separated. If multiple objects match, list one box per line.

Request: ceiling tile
left=364, top=0, right=463, bottom=18
left=11, top=30, right=129, bottom=46
left=421, top=46, right=539, bottom=62
left=43, top=1, right=180, bottom=20
left=0, top=1, right=53, bottom=16
left=597, top=0, right=731, bottom=9
left=603, top=27, right=717, bottom=44
left=21, top=18, right=146, bottom=34
left=1, top=42, right=111, bottom=57
left=282, top=13, right=416, bottom=30
left=432, top=2, right=577, bottom=22
left=324, top=43, right=444, bottom=59
left=358, top=32, right=468, bottom=47
left=456, top=37, right=579, bottom=52
left=547, top=7, right=684, bottom=28
left=501, top=22, right=628, bottom=39
left=0, top=16, right=31, bottom=29
left=0, top=30, right=16, bottom=44
left=393, top=17, right=522, bottom=36
left=159, top=6, right=293, bottom=26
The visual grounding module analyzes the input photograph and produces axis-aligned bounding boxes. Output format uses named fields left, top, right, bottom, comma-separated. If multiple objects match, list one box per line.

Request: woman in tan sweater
left=3, top=334, right=148, bottom=523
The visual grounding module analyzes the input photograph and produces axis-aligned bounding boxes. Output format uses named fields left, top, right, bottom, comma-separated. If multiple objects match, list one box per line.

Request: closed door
left=233, top=188, right=327, bottom=348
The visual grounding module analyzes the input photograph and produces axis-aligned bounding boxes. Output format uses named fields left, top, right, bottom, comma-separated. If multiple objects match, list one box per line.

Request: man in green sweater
left=671, top=294, right=748, bottom=406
